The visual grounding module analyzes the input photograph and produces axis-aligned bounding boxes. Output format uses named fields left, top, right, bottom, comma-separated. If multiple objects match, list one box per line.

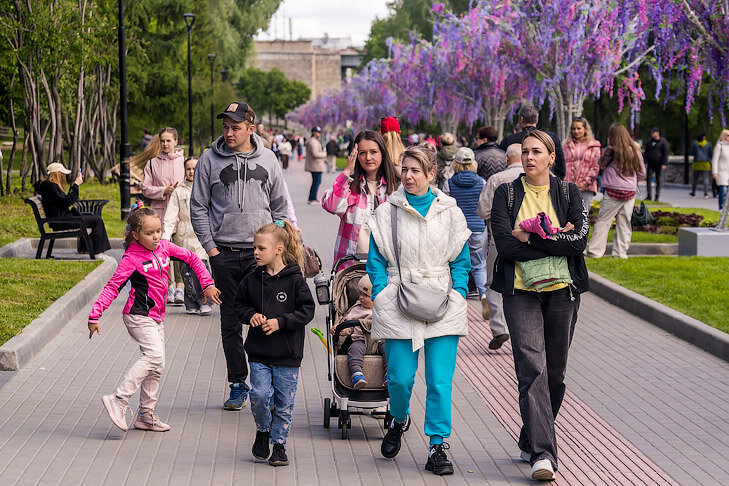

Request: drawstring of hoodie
left=235, top=154, right=248, bottom=211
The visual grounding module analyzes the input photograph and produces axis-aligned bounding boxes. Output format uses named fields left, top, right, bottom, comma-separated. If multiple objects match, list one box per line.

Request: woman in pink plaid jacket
left=322, top=130, right=400, bottom=269
left=563, top=117, right=601, bottom=209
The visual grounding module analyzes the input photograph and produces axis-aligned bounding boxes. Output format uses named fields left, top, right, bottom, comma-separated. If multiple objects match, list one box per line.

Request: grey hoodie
left=191, top=133, right=288, bottom=251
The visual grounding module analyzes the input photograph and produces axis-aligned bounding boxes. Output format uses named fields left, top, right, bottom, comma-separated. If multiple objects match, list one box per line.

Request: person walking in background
left=435, top=132, right=458, bottom=188
left=490, top=131, right=589, bottom=481
left=162, top=158, right=213, bottom=316
left=139, top=128, right=153, bottom=153
left=446, top=148, right=489, bottom=321
left=499, top=104, right=566, bottom=180
left=477, top=143, right=524, bottom=350
left=689, top=133, right=713, bottom=199
left=325, top=135, right=339, bottom=173
left=190, top=101, right=291, bottom=412
left=277, top=135, right=292, bottom=171
left=563, top=116, right=601, bottom=209
left=305, top=126, right=326, bottom=205
left=712, top=130, right=729, bottom=210
left=643, top=127, right=669, bottom=201
left=381, top=116, right=404, bottom=166
left=366, top=143, right=471, bottom=476
left=234, top=221, right=315, bottom=467
left=473, top=126, right=506, bottom=182
left=256, top=123, right=274, bottom=150
left=89, top=206, right=220, bottom=433
left=586, top=123, right=646, bottom=259
left=321, top=130, right=400, bottom=267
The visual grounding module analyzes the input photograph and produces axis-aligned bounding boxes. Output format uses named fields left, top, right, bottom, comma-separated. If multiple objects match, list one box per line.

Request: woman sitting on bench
left=36, top=163, right=111, bottom=257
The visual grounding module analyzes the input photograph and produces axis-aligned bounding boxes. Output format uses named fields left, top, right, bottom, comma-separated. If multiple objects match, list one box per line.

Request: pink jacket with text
left=88, top=240, right=214, bottom=323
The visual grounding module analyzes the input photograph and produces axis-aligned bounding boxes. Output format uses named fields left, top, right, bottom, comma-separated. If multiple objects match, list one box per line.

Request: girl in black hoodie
left=234, top=221, right=315, bottom=467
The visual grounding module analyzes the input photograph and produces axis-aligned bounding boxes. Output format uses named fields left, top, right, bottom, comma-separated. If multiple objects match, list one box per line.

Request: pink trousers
left=117, top=314, right=166, bottom=410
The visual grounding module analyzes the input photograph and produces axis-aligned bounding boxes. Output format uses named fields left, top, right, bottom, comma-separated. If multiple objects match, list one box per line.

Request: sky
left=256, top=0, right=391, bottom=48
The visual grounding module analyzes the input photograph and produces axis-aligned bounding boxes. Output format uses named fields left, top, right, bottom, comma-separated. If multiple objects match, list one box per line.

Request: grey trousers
left=348, top=339, right=386, bottom=375
left=485, top=230, right=508, bottom=336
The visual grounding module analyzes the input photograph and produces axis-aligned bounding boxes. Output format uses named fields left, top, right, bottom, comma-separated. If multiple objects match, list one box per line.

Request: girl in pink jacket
left=88, top=207, right=221, bottom=433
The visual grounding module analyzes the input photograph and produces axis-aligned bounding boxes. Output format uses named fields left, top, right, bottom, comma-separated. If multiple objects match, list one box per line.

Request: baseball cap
left=216, top=101, right=255, bottom=123
left=46, top=162, right=71, bottom=175
left=311, top=126, right=322, bottom=133
left=454, top=147, right=475, bottom=164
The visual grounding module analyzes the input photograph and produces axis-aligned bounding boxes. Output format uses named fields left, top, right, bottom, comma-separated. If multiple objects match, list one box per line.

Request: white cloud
left=256, top=0, right=391, bottom=47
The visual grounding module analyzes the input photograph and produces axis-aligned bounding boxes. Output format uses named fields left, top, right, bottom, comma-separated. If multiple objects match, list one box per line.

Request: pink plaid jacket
left=322, top=172, right=390, bottom=268
left=564, top=139, right=601, bottom=193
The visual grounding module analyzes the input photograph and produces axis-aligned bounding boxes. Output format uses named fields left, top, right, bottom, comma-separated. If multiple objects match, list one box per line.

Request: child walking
left=233, top=221, right=315, bottom=466
left=88, top=206, right=221, bottom=432
left=161, top=157, right=213, bottom=315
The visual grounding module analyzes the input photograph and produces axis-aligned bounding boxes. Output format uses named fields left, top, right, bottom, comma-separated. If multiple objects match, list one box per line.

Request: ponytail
left=255, top=221, right=303, bottom=269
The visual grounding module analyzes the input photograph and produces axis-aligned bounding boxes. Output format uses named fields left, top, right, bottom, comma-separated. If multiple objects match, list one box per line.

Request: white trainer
left=531, top=459, right=556, bottom=481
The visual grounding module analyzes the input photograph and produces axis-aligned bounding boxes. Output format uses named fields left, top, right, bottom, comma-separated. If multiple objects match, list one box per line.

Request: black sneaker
left=381, top=415, right=410, bottom=458
left=425, top=442, right=454, bottom=475
left=252, top=430, right=270, bottom=460
left=269, top=443, right=289, bottom=466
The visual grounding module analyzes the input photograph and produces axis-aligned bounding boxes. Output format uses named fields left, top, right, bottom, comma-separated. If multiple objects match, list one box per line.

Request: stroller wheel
left=339, top=411, right=350, bottom=439
left=323, top=398, right=331, bottom=429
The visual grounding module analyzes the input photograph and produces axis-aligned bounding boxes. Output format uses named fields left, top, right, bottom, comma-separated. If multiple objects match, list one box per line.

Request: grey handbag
left=390, top=206, right=451, bottom=322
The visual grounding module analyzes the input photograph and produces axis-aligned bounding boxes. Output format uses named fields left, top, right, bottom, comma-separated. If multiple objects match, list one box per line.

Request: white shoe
left=199, top=304, right=213, bottom=316
left=185, top=307, right=200, bottom=315
left=531, top=459, right=556, bottom=481
left=102, top=394, right=132, bottom=432
left=174, top=288, right=184, bottom=305
left=167, top=288, right=175, bottom=304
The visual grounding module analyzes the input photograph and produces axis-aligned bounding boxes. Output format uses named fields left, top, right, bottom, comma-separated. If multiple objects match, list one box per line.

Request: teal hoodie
left=190, top=132, right=288, bottom=251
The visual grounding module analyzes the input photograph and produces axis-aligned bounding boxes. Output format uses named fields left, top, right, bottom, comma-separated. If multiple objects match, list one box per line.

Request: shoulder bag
left=390, top=206, right=451, bottom=322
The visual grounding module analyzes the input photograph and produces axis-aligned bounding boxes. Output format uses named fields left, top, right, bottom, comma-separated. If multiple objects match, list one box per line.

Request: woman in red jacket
left=563, top=117, right=601, bottom=210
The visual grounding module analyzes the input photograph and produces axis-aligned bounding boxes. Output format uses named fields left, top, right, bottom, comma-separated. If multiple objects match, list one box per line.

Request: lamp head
left=183, top=13, right=195, bottom=29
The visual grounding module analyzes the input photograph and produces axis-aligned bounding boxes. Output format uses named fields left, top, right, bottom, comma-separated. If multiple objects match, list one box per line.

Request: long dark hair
left=349, top=130, right=400, bottom=195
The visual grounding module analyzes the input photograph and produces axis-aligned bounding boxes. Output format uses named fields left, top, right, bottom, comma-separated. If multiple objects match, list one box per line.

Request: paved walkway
left=1, top=162, right=728, bottom=485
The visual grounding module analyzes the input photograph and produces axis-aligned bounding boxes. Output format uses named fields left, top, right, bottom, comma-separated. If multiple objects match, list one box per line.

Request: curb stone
left=588, top=271, right=729, bottom=362
left=0, top=255, right=117, bottom=371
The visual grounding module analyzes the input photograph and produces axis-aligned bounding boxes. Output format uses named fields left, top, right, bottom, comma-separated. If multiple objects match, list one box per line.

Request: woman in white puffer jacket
left=712, top=130, right=729, bottom=210
left=366, top=143, right=471, bottom=476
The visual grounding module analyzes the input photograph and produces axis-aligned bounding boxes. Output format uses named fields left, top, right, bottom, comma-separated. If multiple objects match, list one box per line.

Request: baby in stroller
left=331, top=275, right=387, bottom=389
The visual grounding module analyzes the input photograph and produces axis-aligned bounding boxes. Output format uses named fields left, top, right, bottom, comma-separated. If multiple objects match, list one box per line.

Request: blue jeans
left=249, top=362, right=299, bottom=446
left=502, top=287, right=580, bottom=469
left=719, top=185, right=727, bottom=210
left=384, top=335, right=459, bottom=446
left=308, top=171, right=322, bottom=202
left=468, top=231, right=487, bottom=298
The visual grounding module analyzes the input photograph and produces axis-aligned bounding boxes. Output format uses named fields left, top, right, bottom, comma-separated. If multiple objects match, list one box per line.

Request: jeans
left=385, top=335, right=459, bottom=445
left=209, top=248, right=257, bottom=385
left=692, top=170, right=710, bottom=196
left=503, top=287, right=580, bottom=469
left=308, top=171, right=323, bottom=202
left=249, top=362, right=299, bottom=446
left=180, top=260, right=211, bottom=311
left=117, top=314, right=165, bottom=410
left=719, top=185, right=728, bottom=210
left=646, top=165, right=663, bottom=200
left=468, top=231, right=487, bottom=298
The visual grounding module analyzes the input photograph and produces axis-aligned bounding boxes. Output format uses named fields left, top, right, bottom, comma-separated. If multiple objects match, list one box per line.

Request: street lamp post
left=208, top=53, right=216, bottom=146
left=118, top=0, right=131, bottom=219
left=183, top=13, right=195, bottom=156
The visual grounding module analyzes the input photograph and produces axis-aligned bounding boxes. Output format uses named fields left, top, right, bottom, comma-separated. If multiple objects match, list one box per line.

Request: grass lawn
left=0, top=258, right=101, bottom=346
left=0, top=179, right=126, bottom=247
left=587, top=257, right=729, bottom=333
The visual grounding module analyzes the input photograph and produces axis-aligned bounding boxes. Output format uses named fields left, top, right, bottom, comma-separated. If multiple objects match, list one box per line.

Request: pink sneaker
left=102, top=394, right=132, bottom=432
left=134, top=409, right=171, bottom=432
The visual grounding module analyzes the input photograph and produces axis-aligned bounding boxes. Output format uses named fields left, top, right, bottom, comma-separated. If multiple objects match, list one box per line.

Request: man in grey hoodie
left=191, top=101, right=289, bottom=411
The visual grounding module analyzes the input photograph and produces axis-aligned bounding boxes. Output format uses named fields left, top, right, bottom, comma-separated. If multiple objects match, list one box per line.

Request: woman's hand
left=163, top=182, right=178, bottom=198
left=512, top=228, right=531, bottom=243
left=563, top=222, right=575, bottom=232
left=343, top=143, right=358, bottom=176
left=74, top=173, right=84, bottom=186
left=203, top=285, right=222, bottom=305
left=714, top=173, right=718, bottom=180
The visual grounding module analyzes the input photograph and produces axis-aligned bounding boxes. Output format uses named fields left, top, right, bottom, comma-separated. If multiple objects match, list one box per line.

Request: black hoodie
left=234, top=264, right=315, bottom=367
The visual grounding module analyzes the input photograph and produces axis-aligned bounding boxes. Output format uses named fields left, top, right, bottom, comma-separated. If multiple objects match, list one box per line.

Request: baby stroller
left=314, top=254, right=390, bottom=439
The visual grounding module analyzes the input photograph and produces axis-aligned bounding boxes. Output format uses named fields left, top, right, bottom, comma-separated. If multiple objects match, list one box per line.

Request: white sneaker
left=174, top=288, right=184, bottom=304
left=531, top=459, right=556, bottom=481
left=185, top=307, right=200, bottom=315
left=167, top=288, right=175, bottom=304
left=200, top=304, right=213, bottom=315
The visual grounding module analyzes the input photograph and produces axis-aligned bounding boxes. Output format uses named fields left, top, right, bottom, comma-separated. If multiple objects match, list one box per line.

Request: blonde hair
left=452, top=161, right=477, bottom=173
left=570, top=117, right=594, bottom=143
left=255, top=221, right=303, bottom=268
left=401, top=143, right=437, bottom=173
left=129, top=134, right=161, bottom=172
left=46, top=171, right=67, bottom=191
left=440, top=132, right=456, bottom=146
left=382, top=130, right=404, bottom=166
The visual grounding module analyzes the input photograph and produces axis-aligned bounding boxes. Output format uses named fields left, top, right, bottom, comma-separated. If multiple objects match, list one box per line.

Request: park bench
left=24, top=195, right=108, bottom=260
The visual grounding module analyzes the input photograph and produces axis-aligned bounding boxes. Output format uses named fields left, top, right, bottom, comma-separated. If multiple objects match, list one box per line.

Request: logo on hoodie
left=276, top=291, right=287, bottom=303
left=219, top=162, right=269, bottom=195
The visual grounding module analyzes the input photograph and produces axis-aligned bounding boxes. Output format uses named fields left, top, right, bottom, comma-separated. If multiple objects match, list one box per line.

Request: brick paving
left=1, top=162, right=728, bottom=484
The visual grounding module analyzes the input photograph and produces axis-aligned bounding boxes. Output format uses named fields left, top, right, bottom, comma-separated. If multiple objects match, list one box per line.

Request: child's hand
left=563, top=222, right=575, bottom=232
left=262, top=318, right=279, bottom=335
left=88, top=321, right=100, bottom=339
left=203, top=286, right=222, bottom=305
left=330, top=324, right=337, bottom=335
left=250, top=313, right=266, bottom=327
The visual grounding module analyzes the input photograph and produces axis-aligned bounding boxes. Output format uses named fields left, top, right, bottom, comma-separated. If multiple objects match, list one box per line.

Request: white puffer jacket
left=162, top=180, right=207, bottom=261
left=366, top=187, right=471, bottom=351
left=712, top=140, right=729, bottom=186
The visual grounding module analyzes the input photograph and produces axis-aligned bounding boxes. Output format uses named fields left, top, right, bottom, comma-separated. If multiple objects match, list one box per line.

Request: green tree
left=236, top=67, right=310, bottom=127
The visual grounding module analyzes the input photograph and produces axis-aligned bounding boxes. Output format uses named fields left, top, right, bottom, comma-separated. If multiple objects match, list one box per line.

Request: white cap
left=46, top=162, right=71, bottom=175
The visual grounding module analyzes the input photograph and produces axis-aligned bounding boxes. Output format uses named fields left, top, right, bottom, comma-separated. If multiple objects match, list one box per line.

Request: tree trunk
left=21, top=126, right=30, bottom=191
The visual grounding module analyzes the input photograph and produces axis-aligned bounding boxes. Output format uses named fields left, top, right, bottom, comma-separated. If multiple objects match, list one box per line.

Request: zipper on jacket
left=152, top=252, right=164, bottom=282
